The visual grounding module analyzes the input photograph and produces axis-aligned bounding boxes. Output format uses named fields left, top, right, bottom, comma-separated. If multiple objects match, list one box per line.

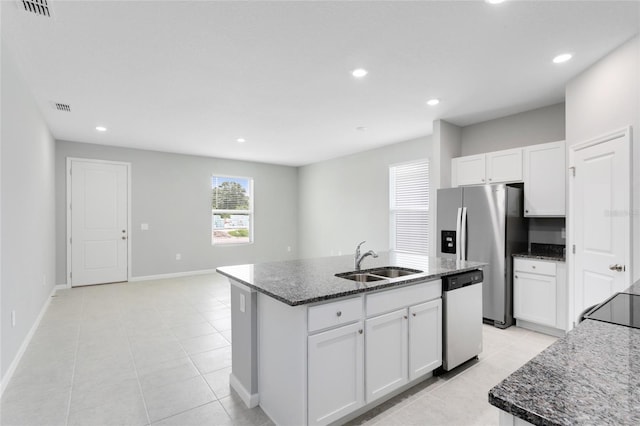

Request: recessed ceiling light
left=356, top=126, right=367, bottom=131
left=485, top=0, right=506, bottom=4
left=236, top=138, right=246, bottom=143
left=553, top=53, right=573, bottom=64
left=351, top=68, right=368, bottom=78
left=426, top=98, right=440, bottom=106
left=95, top=126, right=107, bottom=132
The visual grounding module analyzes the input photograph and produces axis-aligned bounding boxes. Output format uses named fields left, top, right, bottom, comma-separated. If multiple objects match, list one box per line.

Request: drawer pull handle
left=412, top=313, right=416, bottom=317
left=532, top=265, right=536, bottom=269
left=404, top=315, right=408, bottom=319
left=336, top=311, right=342, bottom=317
left=359, top=329, right=363, bottom=334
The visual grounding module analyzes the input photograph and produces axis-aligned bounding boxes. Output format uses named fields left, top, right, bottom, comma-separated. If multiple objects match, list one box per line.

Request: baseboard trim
left=516, top=319, right=566, bottom=338
left=229, top=373, right=259, bottom=408
left=55, top=284, right=68, bottom=291
left=129, top=269, right=219, bottom=282
left=0, top=285, right=57, bottom=397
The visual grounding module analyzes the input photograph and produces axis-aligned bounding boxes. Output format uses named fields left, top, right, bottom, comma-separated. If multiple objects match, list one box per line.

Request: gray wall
left=566, top=35, right=640, bottom=281
left=297, top=136, right=431, bottom=259
left=55, top=141, right=298, bottom=283
left=460, top=103, right=566, bottom=156
left=1, top=45, right=57, bottom=380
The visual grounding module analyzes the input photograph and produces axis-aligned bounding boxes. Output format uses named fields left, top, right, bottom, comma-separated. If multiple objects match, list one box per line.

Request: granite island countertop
left=489, top=279, right=640, bottom=426
left=513, top=243, right=566, bottom=262
left=216, top=251, right=486, bottom=306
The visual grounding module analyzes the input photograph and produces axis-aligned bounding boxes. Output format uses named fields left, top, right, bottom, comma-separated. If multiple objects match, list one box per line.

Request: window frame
left=211, top=174, right=254, bottom=246
left=389, top=159, right=430, bottom=255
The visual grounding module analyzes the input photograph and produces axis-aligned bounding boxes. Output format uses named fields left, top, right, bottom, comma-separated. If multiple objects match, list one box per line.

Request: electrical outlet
left=287, top=246, right=291, bottom=252
left=240, top=294, right=246, bottom=313
left=141, top=223, right=149, bottom=231
left=175, top=253, right=181, bottom=260
left=11, top=310, right=16, bottom=327
left=561, top=228, right=566, bottom=239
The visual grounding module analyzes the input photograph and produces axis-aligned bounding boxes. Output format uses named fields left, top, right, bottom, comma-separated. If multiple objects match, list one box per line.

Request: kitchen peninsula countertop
left=216, top=252, right=485, bottom=306
left=489, top=279, right=640, bottom=425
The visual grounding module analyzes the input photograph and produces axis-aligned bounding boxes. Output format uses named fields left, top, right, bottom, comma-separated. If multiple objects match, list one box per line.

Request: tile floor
left=0, top=273, right=558, bottom=426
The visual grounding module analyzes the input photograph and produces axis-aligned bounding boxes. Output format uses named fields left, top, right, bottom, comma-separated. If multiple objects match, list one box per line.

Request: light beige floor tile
left=191, top=346, right=232, bottom=374
left=67, top=393, right=149, bottom=426
left=219, top=391, right=271, bottom=425
left=0, top=384, right=70, bottom=426
left=203, top=366, right=232, bottom=399
left=143, top=375, right=215, bottom=423
left=150, top=401, right=233, bottom=426
left=171, top=321, right=218, bottom=340
left=209, top=316, right=232, bottom=332
left=69, top=377, right=142, bottom=414
left=180, top=332, right=229, bottom=355
left=138, top=357, right=200, bottom=391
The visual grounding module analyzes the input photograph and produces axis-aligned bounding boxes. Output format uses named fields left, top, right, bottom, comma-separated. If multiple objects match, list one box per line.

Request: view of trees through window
left=212, top=176, right=253, bottom=245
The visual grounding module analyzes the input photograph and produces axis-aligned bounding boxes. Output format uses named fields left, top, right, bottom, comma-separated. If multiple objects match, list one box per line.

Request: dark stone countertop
left=513, top=252, right=566, bottom=262
left=216, top=252, right=486, bottom=306
left=513, top=243, right=566, bottom=262
left=489, top=279, right=640, bottom=425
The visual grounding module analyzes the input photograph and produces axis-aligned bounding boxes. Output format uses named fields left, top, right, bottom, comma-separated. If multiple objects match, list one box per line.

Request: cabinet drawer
left=366, top=280, right=441, bottom=317
left=514, top=258, right=556, bottom=276
left=308, top=297, right=363, bottom=333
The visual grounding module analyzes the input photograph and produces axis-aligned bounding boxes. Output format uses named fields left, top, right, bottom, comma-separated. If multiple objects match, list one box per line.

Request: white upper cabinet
left=452, top=148, right=523, bottom=187
left=523, top=141, right=566, bottom=217
left=453, top=154, right=486, bottom=186
left=486, top=148, right=523, bottom=183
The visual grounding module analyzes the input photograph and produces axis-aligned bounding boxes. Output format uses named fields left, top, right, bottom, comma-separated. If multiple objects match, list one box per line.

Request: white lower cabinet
left=514, top=271, right=556, bottom=327
left=409, top=299, right=442, bottom=379
left=308, top=321, right=364, bottom=426
left=365, top=309, right=408, bottom=402
left=513, top=258, right=567, bottom=334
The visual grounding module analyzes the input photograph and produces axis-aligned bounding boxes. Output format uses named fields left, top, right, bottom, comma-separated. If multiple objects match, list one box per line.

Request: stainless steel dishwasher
left=442, top=269, right=484, bottom=371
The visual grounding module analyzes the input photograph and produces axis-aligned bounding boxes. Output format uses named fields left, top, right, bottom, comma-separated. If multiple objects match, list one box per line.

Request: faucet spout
left=355, top=241, right=378, bottom=271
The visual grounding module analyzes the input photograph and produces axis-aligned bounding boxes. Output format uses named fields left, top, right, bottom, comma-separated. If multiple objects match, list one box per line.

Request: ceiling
left=2, top=1, right=639, bottom=167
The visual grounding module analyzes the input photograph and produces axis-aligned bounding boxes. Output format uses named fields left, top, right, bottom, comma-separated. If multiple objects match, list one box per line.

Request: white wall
left=55, top=141, right=299, bottom=283
left=297, top=137, right=431, bottom=259
left=1, top=45, right=57, bottom=381
left=566, top=35, right=640, bottom=281
left=461, top=103, right=566, bottom=156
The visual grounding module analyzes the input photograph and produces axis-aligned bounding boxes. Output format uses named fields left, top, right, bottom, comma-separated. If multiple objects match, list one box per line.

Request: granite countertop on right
left=513, top=243, right=565, bottom=262
left=489, top=279, right=640, bottom=425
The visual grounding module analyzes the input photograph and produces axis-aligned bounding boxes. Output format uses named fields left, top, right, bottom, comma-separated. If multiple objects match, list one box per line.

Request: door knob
left=609, top=264, right=625, bottom=272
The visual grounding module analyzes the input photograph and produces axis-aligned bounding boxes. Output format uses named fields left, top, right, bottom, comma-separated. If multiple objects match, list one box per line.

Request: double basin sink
left=335, top=266, right=423, bottom=283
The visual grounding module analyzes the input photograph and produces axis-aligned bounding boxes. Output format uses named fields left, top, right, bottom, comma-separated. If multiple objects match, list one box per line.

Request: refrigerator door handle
left=461, top=207, right=468, bottom=261
left=455, top=207, right=462, bottom=262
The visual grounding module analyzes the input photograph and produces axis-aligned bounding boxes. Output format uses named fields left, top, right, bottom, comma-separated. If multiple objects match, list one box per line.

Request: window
left=389, top=159, right=429, bottom=254
left=212, top=175, right=253, bottom=245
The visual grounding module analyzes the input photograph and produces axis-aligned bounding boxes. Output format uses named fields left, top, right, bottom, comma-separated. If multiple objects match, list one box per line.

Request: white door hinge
left=569, top=166, right=575, bottom=177
left=572, top=244, right=576, bottom=254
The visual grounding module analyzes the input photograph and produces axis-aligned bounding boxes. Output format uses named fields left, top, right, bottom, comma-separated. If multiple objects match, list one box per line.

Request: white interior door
left=69, top=159, right=129, bottom=286
left=571, top=128, right=631, bottom=323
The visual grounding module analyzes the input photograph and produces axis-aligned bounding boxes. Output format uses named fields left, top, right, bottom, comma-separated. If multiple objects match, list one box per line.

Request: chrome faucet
left=355, top=240, right=378, bottom=271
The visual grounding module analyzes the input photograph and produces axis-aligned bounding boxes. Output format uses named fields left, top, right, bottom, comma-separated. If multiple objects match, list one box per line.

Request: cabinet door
left=408, top=299, right=442, bottom=380
left=365, top=309, right=408, bottom=403
left=523, top=141, right=566, bottom=216
left=455, top=154, right=486, bottom=186
left=514, top=272, right=556, bottom=327
left=308, top=321, right=364, bottom=426
left=486, top=148, right=523, bottom=183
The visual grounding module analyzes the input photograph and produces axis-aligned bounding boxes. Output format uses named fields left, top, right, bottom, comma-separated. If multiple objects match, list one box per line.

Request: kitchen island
left=217, top=252, right=485, bottom=426
left=489, top=279, right=640, bottom=425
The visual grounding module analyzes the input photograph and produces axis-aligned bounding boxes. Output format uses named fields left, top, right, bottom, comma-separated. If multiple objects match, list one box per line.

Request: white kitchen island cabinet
left=217, top=253, right=486, bottom=426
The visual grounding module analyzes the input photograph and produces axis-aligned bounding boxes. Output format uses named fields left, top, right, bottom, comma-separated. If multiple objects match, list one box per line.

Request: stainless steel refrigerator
left=437, top=184, right=528, bottom=328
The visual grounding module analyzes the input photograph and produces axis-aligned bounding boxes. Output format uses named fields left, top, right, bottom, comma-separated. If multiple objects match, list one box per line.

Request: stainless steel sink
left=365, top=267, right=422, bottom=278
left=335, top=272, right=385, bottom=282
left=335, top=266, right=422, bottom=282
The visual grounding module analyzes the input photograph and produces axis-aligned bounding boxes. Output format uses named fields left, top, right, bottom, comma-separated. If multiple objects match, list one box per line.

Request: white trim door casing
left=67, top=158, right=131, bottom=287
left=569, top=127, right=632, bottom=325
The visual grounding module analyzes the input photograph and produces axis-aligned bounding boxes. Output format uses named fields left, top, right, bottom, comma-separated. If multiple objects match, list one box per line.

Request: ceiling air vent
left=17, top=0, right=53, bottom=18
left=53, top=102, right=71, bottom=112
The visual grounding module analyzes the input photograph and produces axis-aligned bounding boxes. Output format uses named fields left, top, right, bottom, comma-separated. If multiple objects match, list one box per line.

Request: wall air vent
left=53, top=102, right=71, bottom=112
left=17, top=0, right=53, bottom=18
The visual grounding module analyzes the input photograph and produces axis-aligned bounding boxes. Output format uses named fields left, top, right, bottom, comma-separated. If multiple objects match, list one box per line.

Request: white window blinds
left=390, top=160, right=429, bottom=254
